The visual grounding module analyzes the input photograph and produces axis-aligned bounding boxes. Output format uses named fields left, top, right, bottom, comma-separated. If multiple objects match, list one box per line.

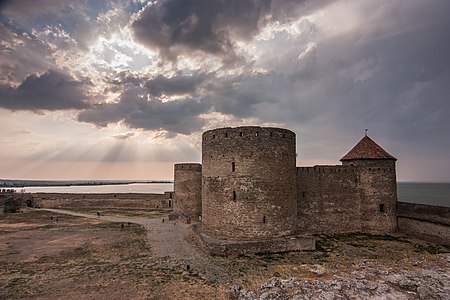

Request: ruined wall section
left=173, top=163, right=202, bottom=220
left=202, top=126, right=297, bottom=241
left=344, top=160, right=398, bottom=233
left=296, top=166, right=361, bottom=234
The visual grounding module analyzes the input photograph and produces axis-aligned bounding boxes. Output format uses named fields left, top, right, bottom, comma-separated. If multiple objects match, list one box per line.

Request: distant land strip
left=0, top=179, right=173, bottom=188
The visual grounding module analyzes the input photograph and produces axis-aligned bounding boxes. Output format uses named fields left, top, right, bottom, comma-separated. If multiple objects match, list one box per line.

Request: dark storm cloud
left=106, top=70, right=144, bottom=94
left=0, top=20, right=55, bottom=84
left=314, top=0, right=450, bottom=141
left=131, top=0, right=272, bottom=61
left=0, top=69, right=91, bottom=111
left=144, top=73, right=209, bottom=97
left=78, top=86, right=209, bottom=135
left=0, top=0, right=78, bottom=17
left=0, top=0, right=123, bottom=52
left=108, top=71, right=210, bottom=96
left=131, top=0, right=332, bottom=63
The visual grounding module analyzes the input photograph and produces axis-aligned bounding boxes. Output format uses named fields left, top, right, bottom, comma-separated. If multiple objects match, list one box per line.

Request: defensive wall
left=296, top=162, right=397, bottom=234
left=192, top=224, right=315, bottom=256
left=296, top=165, right=360, bottom=234
left=1, top=192, right=173, bottom=209
left=201, top=126, right=297, bottom=241
left=173, top=163, right=202, bottom=221
left=397, top=202, right=450, bottom=245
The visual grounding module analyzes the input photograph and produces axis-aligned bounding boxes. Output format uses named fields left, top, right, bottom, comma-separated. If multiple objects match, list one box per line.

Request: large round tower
left=173, top=163, right=202, bottom=221
left=202, top=126, right=297, bottom=240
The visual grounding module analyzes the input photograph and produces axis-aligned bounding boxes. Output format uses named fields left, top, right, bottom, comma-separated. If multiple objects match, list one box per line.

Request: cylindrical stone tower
left=173, top=163, right=202, bottom=221
left=202, top=126, right=297, bottom=241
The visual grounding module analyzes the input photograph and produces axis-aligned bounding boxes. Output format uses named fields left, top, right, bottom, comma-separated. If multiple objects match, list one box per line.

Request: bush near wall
left=3, top=194, right=21, bottom=213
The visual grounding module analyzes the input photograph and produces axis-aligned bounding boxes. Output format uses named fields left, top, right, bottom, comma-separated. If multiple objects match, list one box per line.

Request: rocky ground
left=229, top=258, right=450, bottom=299
left=0, top=208, right=449, bottom=299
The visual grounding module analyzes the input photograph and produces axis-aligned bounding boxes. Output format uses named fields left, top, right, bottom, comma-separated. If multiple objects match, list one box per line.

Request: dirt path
left=42, top=208, right=229, bottom=283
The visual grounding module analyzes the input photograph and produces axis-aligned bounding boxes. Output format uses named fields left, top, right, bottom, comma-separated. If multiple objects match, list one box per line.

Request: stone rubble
left=228, top=256, right=450, bottom=300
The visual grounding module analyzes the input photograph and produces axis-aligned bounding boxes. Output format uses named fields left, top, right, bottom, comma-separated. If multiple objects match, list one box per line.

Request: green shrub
left=3, top=195, right=21, bottom=213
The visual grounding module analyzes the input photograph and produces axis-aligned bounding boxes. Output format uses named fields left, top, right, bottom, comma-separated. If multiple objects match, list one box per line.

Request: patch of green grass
left=316, top=232, right=410, bottom=244
left=65, top=207, right=170, bottom=219
left=415, top=244, right=450, bottom=254
left=348, top=242, right=370, bottom=248
left=315, top=236, right=336, bottom=253
left=257, top=253, right=285, bottom=262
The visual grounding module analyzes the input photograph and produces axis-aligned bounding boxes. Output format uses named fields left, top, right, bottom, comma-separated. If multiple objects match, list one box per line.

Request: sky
left=0, top=0, right=449, bottom=181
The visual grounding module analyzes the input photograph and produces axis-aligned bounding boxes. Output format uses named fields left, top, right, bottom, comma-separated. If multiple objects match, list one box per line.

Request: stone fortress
left=173, top=126, right=398, bottom=254
left=1, top=125, right=447, bottom=253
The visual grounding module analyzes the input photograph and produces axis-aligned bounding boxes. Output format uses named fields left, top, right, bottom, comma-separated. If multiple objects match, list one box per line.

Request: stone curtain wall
left=29, top=192, right=172, bottom=209
left=296, top=161, right=397, bottom=235
left=397, top=202, right=450, bottom=245
left=202, top=126, right=297, bottom=241
left=173, top=163, right=202, bottom=220
left=296, top=166, right=361, bottom=234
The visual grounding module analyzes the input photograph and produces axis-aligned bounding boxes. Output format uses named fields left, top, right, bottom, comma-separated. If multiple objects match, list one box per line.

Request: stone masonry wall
left=202, top=126, right=297, bottom=241
left=192, top=224, right=315, bottom=256
left=397, top=202, right=450, bottom=245
left=28, top=192, right=172, bottom=209
left=296, top=166, right=361, bottom=234
left=173, top=163, right=202, bottom=220
left=346, top=160, right=398, bottom=233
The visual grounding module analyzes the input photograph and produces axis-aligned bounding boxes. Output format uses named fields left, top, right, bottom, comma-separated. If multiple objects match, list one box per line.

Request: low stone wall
left=192, top=224, right=315, bottom=256
left=397, top=202, right=450, bottom=245
left=26, top=192, right=173, bottom=209
left=0, top=192, right=28, bottom=209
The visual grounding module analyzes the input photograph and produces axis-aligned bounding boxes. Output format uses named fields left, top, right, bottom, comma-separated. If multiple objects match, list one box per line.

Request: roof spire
left=340, top=134, right=397, bottom=161
left=365, top=128, right=368, bottom=136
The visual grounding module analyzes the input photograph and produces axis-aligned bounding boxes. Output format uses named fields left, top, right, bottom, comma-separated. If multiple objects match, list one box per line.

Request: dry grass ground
left=1, top=208, right=449, bottom=299
left=63, top=207, right=170, bottom=219
left=0, top=209, right=220, bottom=299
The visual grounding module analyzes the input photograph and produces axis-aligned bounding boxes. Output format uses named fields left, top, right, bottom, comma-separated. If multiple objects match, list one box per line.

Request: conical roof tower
left=340, top=133, right=398, bottom=233
left=340, top=135, right=396, bottom=162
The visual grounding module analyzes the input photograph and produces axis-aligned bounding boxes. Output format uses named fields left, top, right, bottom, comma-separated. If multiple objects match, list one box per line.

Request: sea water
left=397, top=182, right=450, bottom=207
left=12, top=182, right=450, bottom=208
left=14, top=183, right=174, bottom=194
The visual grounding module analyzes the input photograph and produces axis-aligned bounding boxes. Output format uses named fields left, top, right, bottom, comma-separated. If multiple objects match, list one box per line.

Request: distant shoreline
left=0, top=180, right=173, bottom=188
left=2, top=180, right=448, bottom=189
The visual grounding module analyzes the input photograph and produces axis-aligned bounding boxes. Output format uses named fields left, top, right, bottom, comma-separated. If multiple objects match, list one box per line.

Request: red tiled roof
left=340, top=135, right=397, bottom=161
